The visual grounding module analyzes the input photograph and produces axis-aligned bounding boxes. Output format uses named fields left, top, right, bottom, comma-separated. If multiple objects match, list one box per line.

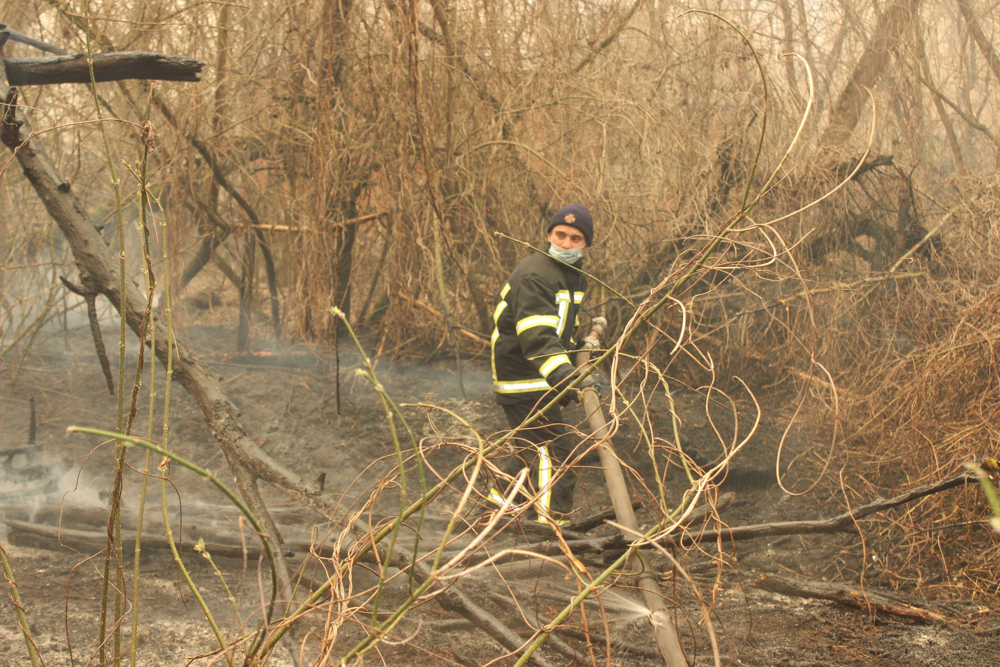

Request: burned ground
left=1, top=315, right=998, bottom=667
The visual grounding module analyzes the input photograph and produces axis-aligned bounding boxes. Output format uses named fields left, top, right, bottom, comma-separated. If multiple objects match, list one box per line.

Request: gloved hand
left=576, top=373, right=599, bottom=393
left=556, top=370, right=600, bottom=406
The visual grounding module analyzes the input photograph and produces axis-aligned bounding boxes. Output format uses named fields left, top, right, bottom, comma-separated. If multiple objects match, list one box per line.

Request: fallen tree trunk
left=4, top=52, right=204, bottom=85
left=564, top=498, right=643, bottom=533
left=437, top=495, right=736, bottom=572
left=753, top=574, right=948, bottom=623
left=4, top=518, right=398, bottom=565
left=6, top=519, right=283, bottom=560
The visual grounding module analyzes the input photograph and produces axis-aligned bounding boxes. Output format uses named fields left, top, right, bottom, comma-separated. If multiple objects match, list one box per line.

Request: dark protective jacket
left=491, top=251, right=587, bottom=405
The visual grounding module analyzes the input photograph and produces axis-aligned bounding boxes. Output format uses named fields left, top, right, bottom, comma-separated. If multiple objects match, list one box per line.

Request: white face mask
left=548, top=243, right=583, bottom=264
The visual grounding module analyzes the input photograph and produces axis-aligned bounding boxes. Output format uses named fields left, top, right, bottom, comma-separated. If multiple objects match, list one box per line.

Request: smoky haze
left=3, top=0, right=1000, bottom=664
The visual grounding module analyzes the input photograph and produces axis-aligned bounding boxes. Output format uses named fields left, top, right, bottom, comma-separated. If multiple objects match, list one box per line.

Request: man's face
left=547, top=224, right=587, bottom=250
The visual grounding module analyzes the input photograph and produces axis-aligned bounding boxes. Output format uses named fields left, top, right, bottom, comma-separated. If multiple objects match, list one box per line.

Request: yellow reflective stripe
left=490, top=326, right=501, bottom=381
left=539, top=354, right=571, bottom=378
left=535, top=515, right=569, bottom=525
left=537, top=445, right=552, bottom=514
left=550, top=290, right=570, bottom=336
left=494, top=379, right=550, bottom=393
left=491, top=284, right=511, bottom=383
left=488, top=488, right=509, bottom=507
left=555, top=290, right=584, bottom=303
left=556, top=301, right=569, bottom=336
left=494, top=285, right=510, bottom=324
left=493, top=300, right=508, bottom=322
left=489, top=488, right=521, bottom=510
left=516, top=314, right=559, bottom=334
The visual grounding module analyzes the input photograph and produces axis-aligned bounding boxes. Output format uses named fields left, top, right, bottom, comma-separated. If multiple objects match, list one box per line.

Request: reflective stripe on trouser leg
left=488, top=487, right=515, bottom=508
left=500, top=401, right=577, bottom=521
left=487, top=442, right=534, bottom=511
left=536, top=444, right=553, bottom=517
left=534, top=444, right=570, bottom=525
left=488, top=485, right=529, bottom=511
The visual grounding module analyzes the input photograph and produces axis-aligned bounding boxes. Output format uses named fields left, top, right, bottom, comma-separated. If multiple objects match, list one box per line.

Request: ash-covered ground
left=1, top=312, right=998, bottom=666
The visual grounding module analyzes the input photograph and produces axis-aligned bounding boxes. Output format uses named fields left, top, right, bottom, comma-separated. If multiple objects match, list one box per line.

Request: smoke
left=1, top=220, right=161, bottom=351
left=0, top=450, right=107, bottom=542
left=369, top=358, right=493, bottom=400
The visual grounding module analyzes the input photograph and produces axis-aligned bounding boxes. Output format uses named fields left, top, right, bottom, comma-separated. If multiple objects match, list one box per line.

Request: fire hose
left=575, top=318, right=687, bottom=666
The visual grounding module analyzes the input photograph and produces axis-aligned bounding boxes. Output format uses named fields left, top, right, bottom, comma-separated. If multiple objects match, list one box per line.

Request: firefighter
left=488, top=203, right=597, bottom=525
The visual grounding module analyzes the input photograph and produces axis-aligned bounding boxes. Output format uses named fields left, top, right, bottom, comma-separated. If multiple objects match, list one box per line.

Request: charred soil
left=1, top=317, right=998, bottom=666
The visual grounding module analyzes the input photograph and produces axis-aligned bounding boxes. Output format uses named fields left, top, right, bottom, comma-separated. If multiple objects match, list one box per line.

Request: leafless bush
left=6, top=0, right=1000, bottom=663
left=818, top=176, right=1000, bottom=601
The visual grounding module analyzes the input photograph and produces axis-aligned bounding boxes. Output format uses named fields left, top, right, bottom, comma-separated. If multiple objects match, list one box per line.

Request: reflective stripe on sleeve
left=516, top=314, right=560, bottom=334
left=494, top=378, right=551, bottom=394
left=539, top=353, right=571, bottom=378
left=554, top=290, right=584, bottom=304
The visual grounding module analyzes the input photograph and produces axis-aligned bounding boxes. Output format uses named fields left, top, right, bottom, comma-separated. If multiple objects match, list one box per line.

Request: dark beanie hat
left=546, top=204, right=594, bottom=247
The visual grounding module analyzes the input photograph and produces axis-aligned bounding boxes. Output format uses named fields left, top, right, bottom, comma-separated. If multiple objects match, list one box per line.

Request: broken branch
left=4, top=52, right=204, bottom=86
left=59, top=276, right=114, bottom=395
left=564, top=470, right=980, bottom=555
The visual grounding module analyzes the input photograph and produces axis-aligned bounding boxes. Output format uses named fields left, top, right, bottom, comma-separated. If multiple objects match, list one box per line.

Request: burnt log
left=3, top=52, right=204, bottom=86
left=753, top=574, right=949, bottom=623
left=6, top=518, right=387, bottom=565
left=6, top=519, right=283, bottom=560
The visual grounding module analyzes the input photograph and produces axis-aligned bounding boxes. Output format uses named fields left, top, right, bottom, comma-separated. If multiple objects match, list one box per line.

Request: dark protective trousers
left=491, top=400, right=579, bottom=521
